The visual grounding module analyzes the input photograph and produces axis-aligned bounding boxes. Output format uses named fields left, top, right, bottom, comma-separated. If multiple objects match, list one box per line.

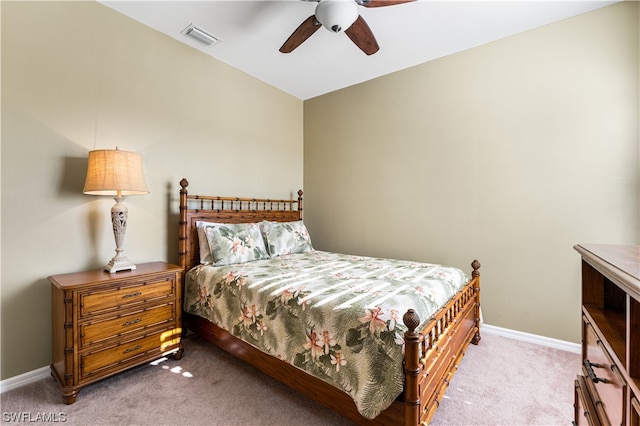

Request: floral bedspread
left=184, top=250, right=469, bottom=419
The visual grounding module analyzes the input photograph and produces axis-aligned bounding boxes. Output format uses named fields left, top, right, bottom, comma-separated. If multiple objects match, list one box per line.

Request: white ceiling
left=100, top=0, right=618, bottom=100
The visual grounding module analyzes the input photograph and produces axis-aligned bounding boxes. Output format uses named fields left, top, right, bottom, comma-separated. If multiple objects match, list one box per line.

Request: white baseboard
left=0, top=366, right=50, bottom=394
left=0, top=325, right=580, bottom=394
left=482, top=323, right=581, bottom=354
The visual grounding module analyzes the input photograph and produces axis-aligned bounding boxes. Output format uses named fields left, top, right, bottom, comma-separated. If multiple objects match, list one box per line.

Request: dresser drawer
left=79, top=303, right=175, bottom=348
left=79, top=277, right=174, bottom=317
left=631, top=395, right=640, bottom=426
left=80, top=328, right=181, bottom=380
left=575, top=375, right=602, bottom=426
left=583, top=319, right=626, bottom=426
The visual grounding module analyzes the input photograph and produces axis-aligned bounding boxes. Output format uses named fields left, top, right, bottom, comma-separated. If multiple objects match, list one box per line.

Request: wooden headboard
left=178, top=178, right=303, bottom=272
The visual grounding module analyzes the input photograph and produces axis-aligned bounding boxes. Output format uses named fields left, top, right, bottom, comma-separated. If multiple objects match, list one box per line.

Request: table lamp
left=83, top=148, right=149, bottom=273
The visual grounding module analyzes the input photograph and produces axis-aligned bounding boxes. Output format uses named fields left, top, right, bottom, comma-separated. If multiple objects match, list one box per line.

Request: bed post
left=297, top=190, right=303, bottom=216
left=402, top=309, right=421, bottom=426
left=471, top=259, right=481, bottom=345
left=179, top=179, right=189, bottom=271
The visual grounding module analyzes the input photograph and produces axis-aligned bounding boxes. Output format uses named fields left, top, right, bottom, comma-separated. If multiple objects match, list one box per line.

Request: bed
left=178, top=178, right=481, bottom=425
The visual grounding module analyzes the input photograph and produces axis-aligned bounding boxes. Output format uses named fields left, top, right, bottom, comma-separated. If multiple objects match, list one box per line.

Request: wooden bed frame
left=178, top=178, right=481, bottom=425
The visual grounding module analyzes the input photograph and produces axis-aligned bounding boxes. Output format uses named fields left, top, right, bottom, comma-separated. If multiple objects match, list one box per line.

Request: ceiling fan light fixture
left=315, top=0, right=359, bottom=33
left=182, top=24, right=222, bottom=46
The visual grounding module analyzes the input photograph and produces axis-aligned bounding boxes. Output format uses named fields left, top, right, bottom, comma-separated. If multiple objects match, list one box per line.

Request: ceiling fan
left=279, top=0, right=415, bottom=56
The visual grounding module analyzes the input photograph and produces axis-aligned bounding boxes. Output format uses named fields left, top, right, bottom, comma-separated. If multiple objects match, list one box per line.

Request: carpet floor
left=1, top=331, right=580, bottom=425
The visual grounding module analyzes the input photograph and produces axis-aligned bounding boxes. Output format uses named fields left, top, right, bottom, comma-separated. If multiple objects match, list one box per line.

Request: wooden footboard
left=178, top=179, right=481, bottom=426
left=415, top=263, right=481, bottom=424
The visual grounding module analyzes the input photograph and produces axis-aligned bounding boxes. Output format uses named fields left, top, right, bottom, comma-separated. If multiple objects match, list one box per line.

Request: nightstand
left=49, top=262, right=184, bottom=404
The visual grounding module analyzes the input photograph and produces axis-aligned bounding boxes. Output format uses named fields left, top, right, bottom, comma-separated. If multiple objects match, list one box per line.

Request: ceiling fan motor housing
left=315, top=0, right=359, bottom=33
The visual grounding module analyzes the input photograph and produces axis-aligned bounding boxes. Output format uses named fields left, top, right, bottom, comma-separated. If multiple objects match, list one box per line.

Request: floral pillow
left=196, top=221, right=223, bottom=264
left=205, top=223, right=269, bottom=266
left=262, top=220, right=314, bottom=257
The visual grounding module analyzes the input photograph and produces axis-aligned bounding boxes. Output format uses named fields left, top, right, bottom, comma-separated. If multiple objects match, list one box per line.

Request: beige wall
left=1, top=1, right=303, bottom=379
left=304, top=2, right=639, bottom=343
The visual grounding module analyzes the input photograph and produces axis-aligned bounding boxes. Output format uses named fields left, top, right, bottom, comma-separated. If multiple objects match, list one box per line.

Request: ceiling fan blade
left=358, top=0, right=415, bottom=7
left=279, top=16, right=321, bottom=53
left=344, top=15, right=379, bottom=55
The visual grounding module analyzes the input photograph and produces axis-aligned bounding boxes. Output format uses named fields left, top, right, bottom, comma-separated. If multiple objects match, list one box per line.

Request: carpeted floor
left=1, top=331, right=580, bottom=425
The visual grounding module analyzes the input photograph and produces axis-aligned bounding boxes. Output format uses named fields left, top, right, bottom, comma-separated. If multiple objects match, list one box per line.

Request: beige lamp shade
left=83, top=148, right=149, bottom=196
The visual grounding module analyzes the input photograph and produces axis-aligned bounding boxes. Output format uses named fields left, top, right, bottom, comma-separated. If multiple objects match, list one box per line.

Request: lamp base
left=105, top=256, right=136, bottom=273
left=105, top=197, right=136, bottom=273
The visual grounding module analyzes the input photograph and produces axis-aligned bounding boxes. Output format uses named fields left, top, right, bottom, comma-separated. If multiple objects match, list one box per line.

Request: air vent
left=182, top=24, right=221, bottom=47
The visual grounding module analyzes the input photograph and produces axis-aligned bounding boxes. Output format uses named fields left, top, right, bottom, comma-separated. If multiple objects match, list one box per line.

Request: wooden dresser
left=574, top=244, right=640, bottom=426
left=49, top=262, right=184, bottom=404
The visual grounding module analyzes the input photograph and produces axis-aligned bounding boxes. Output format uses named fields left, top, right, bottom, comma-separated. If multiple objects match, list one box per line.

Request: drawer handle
left=124, top=345, right=142, bottom=354
left=584, top=359, right=608, bottom=384
left=122, top=291, right=142, bottom=299
left=123, top=318, right=142, bottom=327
